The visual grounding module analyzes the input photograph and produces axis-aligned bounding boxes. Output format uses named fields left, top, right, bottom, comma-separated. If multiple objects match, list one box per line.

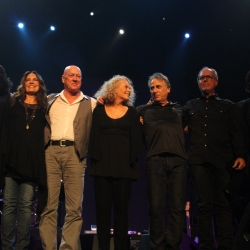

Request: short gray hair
left=197, top=66, right=218, bottom=82
left=148, top=73, right=171, bottom=89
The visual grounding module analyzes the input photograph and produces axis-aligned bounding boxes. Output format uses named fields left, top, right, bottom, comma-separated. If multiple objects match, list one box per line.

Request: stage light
left=185, top=33, right=190, bottom=38
left=50, top=26, right=55, bottom=31
left=90, top=12, right=94, bottom=16
left=18, top=23, right=24, bottom=29
left=119, top=29, right=124, bottom=35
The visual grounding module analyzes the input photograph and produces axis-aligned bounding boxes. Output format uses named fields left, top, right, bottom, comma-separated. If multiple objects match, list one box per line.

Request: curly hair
left=15, top=71, right=47, bottom=110
left=94, top=75, right=136, bottom=106
left=0, top=66, right=13, bottom=95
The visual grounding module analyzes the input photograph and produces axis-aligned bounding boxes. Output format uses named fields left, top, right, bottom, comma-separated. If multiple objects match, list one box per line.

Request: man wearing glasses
left=183, top=67, right=246, bottom=250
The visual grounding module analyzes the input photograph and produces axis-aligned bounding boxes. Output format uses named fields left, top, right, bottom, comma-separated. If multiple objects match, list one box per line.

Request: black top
left=137, top=102, right=187, bottom=159
left=88, top=105, right=143, bottom=179
left=5, top=97, right=47, bottom=215
left=0, top=94, right=10, bottom=189
left=183, top=95, right=246, bottom=165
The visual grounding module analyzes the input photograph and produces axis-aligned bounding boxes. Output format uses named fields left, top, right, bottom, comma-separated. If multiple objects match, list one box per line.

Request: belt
left=50, top=140, right=74, bottom=147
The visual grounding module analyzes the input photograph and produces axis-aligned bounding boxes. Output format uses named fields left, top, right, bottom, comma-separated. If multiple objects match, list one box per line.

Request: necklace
left=24, top=106, right=36, bottom=129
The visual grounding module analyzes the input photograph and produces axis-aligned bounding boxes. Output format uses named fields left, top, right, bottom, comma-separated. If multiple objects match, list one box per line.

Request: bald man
left=39, top=65, right=96, bottom=250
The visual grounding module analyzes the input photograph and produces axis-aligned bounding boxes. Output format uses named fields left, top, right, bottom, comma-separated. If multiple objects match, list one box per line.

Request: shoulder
left=136, top=104, right=151, bottom=114
left=47, top=93, right=59, bottom=102
left=217, top=98, right=234, bottom=105
left=171, top=102, right=182, bottom=109
left=90, top=97, right=96, bottom=111
left=184, top=98, right=199, bottom=108
left=237, top=98, right=250, bottom=108
left=216, top=98, right=235, bottom=110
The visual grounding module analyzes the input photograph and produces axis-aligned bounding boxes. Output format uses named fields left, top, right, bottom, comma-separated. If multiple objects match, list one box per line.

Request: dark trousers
left=94, top=176, right=132, bottom=250
left=190, top=163, right=233, bottom=250
left=146, top=154, right=187, bottom=250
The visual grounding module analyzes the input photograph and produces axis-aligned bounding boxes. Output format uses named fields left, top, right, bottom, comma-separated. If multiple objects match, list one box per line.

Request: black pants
left=146, top=154, right=187, bottom=250
left=94, top=176, right=132, bottom=250
left=190, top=163, right=233, bottom=250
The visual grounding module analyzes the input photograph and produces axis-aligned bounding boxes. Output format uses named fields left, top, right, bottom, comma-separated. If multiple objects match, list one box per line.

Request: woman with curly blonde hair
left=88, top=75, right=143, bottom=250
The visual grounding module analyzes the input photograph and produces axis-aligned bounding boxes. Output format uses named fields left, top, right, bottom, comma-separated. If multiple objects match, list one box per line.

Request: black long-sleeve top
left=183, top=94, right=246, bottom=165
left=137, top=102, right=187, bottom=160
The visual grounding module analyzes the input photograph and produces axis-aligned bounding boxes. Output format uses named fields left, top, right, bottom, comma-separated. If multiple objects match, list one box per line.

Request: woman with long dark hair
left=1, top=71, right=47, bottom=250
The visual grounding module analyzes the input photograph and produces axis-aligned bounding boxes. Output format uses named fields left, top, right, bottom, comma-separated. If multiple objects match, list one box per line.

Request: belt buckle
left=60, top=140, right=66, bottom=147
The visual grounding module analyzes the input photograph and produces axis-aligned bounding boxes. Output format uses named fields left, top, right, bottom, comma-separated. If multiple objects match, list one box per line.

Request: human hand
left=97, top=96, right=105, bottom=105
left=232, top=158, right=246, bottom=170
left=140, top=116, right=144, bottom=124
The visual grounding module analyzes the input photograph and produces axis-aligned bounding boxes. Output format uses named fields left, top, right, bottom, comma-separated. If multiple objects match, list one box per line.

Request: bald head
left=63, top=65, right=81, bottom=76
left=62, top=65, right=82, bottom=95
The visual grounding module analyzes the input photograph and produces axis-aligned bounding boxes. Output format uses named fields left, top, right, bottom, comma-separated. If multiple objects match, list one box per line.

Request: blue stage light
left=50, top=26, right=55, bottom=31
left=185, top=33, right=190, bottom=38
left=18, top=23, right=24, bottom=29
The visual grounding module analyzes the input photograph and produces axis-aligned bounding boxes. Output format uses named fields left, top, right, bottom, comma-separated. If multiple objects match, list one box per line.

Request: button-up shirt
left=183, top=94, right=246, bottom=165
left=50, top=90, right=95, bottom=141
left=137, top=102, right=187, bottom=159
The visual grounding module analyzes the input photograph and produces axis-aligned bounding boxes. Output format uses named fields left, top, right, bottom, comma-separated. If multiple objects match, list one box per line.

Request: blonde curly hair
left=94, top=75, right=135, bottom=106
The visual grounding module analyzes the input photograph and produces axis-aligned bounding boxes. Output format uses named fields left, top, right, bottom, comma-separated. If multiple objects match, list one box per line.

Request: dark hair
left=246, top=70, right=250, bottom=93
left=15, top=71, right=47, bottom=109
left=0, top=65, right=13, bottom=95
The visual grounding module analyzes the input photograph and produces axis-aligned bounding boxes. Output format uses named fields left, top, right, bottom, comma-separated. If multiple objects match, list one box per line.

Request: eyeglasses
left=197, top=75, right=216, bottom=81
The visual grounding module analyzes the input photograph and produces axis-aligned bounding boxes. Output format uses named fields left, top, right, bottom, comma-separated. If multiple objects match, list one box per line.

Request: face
left=198, top=69, right=218, bottom=95
left=150, top=78, right=170, bottom=104
left=24, top=73, right=40, bottom=95
left=115, top=79, right=131, bottom=102
left=62, top=66, right=82, bottom=94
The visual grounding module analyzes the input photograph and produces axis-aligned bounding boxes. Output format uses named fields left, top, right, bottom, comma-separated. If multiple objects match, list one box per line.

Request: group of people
left=0, top=64, right=248, bottom=250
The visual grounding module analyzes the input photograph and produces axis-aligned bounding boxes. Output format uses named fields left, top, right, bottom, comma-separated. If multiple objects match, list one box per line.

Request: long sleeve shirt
left=183, top=94, right=246, bottom=165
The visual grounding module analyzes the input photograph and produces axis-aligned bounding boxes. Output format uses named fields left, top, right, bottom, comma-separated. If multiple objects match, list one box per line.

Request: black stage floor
left=0, top=227, right=200, bottom=250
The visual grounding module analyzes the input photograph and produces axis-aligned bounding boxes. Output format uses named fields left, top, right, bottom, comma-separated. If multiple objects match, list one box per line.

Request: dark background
left=1, top=0, right=250, bottom=232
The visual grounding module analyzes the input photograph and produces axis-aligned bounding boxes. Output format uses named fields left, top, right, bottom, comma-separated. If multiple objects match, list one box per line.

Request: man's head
left=148, top=73, right=171, bottom=105
left=197, top=67, right=218, bottom=96
left=246, top=70, right=250, bottom=93
left=62, top=65, right=82, bottom=95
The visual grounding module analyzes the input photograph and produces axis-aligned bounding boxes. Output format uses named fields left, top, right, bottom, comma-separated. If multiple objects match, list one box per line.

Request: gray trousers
left=39, top=145, right=86, bottom=250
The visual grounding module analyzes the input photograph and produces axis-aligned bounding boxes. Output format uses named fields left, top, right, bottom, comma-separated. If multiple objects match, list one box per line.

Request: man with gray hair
left=183, top=67, right=246, bottom=250
left=137, top=73, right=187, bottom=250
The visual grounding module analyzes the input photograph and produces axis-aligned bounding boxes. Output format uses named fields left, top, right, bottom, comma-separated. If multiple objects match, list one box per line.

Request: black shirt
left=88, top=105, right=143, bottom=179
left=183, top=95, right=246, bottom=165
left=137, top=102, right=186, bottom=159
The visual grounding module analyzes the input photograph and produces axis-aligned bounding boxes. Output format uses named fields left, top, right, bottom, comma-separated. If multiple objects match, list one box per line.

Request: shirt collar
left=151, top=100, right=176, bottom=106
left=200, top=93, right=221, bottom=101
left=59, top=90, right=86, bottom=104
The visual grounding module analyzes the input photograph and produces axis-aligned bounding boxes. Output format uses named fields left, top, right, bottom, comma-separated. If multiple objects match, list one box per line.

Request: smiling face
left=150, top=78, right=170, bottom=105
left=62, top=66, right=82, bottom=95
left=24, top=73, right=40, bottom=95
left=198, top=69, right=218, bottom=96
left=115, top=79, right=131, bottom=103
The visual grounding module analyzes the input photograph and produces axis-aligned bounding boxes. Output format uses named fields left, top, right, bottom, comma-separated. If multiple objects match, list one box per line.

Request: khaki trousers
left=39, top=145, right=86, bottom=250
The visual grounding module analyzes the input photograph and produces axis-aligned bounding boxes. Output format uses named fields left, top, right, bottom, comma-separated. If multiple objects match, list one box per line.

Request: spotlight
left=90, top=12, right=94, bottom=16
left=18, top=23, right=24, bottom=29
left=119, top=29, right=124, bottom=35
left=185, top=33, right=190, bottom=38
left=50, top=26, right=55, bottom=31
